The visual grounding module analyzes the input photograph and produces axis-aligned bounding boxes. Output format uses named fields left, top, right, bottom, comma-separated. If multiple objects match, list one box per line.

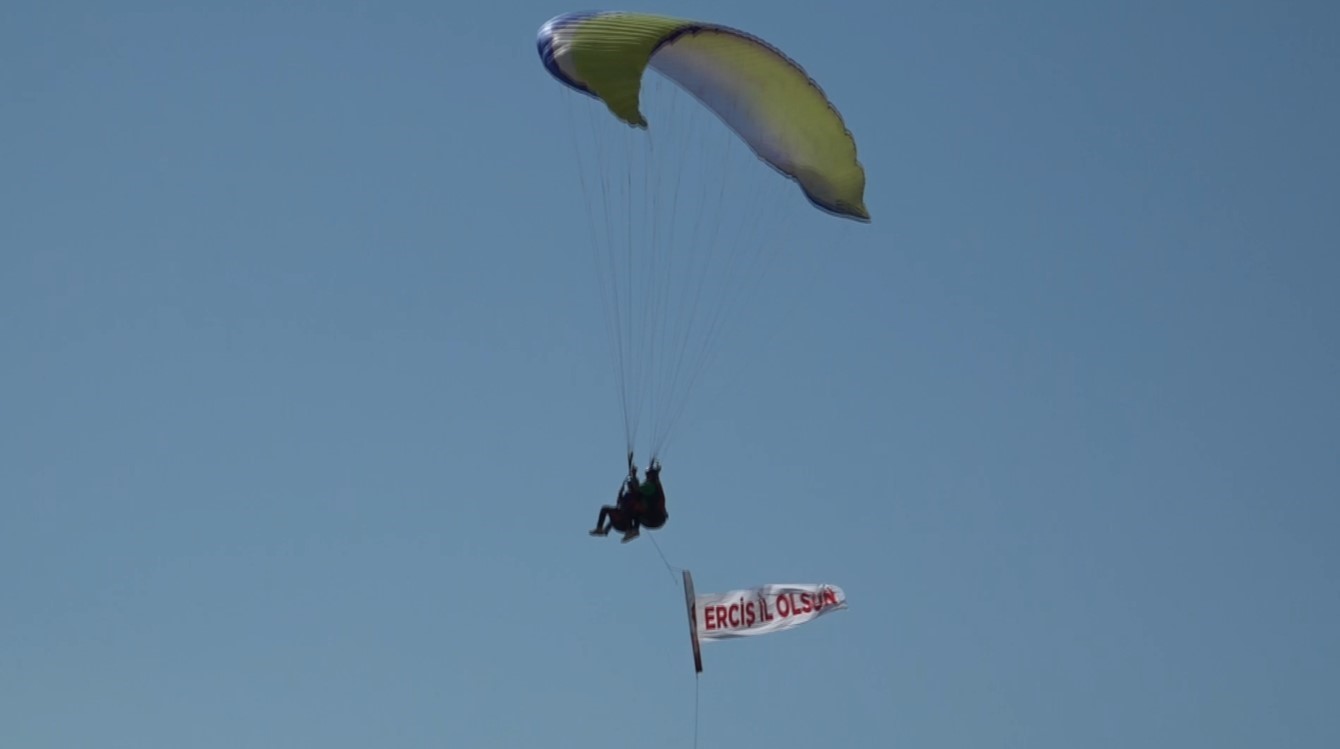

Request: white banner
left=694, top=583, right=846, bottom=641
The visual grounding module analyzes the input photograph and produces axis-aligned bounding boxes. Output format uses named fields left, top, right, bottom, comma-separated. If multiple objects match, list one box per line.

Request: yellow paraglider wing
left=538, top=11, right=869, bottom=222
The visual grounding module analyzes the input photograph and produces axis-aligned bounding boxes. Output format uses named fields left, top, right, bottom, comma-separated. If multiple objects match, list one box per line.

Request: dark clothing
left=590, top=462, right=667, bottom=538
left=635, top=474, right=667, bottom=528
left=593, top=504, right=634, bottom=533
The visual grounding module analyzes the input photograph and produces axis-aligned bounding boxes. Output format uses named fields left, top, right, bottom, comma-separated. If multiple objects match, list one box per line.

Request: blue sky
left=3, top=1, right=1338, bottom=747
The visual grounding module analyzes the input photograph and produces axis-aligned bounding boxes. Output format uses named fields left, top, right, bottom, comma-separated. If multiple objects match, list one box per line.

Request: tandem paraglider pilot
left=590, top=458, right=668, bottom=543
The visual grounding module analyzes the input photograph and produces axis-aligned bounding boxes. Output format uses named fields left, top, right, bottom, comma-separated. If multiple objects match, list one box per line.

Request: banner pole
left=682, top=569, right=703, bottom=673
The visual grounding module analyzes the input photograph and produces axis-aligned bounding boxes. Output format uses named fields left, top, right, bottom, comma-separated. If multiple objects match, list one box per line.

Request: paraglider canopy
left=537, top=10, right=870, bottom=222
left=537, top=9, right=870, bottom=462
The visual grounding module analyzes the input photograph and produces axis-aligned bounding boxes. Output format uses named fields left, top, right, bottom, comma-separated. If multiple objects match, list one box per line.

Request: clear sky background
left=4, top=1, right=1338, bottom=747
